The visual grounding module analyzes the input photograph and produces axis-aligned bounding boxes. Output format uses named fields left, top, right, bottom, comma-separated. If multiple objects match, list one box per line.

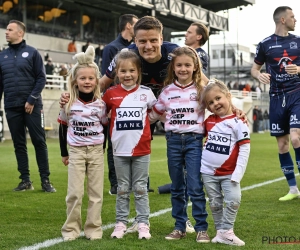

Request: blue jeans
left=202, top=174, right=241, bottom=230
left=166, top=132, right=208, bottom=232
left=113, top=155, right=150, bottom=225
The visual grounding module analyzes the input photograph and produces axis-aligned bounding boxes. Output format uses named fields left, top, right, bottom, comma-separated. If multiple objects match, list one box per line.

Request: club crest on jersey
left=274, top=49, right=297, bottom=72
left=140, top=94, right=147, bottom=102
left=91, top=109, right=99, bottom=116
left=190, top=92, right=197, bottom=101
left=290, top=42, right=297, bottom=49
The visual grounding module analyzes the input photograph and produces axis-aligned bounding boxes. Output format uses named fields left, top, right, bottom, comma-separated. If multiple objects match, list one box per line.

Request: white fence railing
left=230, top=90, right=261, bottom=100
left=45, top=75, right=67, bottom=90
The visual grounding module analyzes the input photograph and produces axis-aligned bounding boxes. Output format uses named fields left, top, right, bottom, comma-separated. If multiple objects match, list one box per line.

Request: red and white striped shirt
left=58, top=98, right=108, bottom=146
left=102, top=84, right=156, bottom=156
left=152, top=81, right=205, bottom=134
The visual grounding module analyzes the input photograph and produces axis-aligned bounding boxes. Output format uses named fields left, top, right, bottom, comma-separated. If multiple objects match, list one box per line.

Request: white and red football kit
left=151, top=81, right=205, bottom=134
left=57, top=99, right=108, bottom=146
left=102, top=84, right=156, bottom=156
left=201, top=114, right=250, bottom=183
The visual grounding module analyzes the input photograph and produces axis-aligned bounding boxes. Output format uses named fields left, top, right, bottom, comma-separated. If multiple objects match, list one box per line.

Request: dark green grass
left=1, top=133, right=300, bottom=250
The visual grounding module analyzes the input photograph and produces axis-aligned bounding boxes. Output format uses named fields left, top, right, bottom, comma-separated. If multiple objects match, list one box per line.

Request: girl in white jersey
left=58, top=46, right=108, bottom=241
left=201, top=79, right=250, bottom=246
left=102, top=50, right=156, bottom=240
left=149, top=46, right=210, bottom=243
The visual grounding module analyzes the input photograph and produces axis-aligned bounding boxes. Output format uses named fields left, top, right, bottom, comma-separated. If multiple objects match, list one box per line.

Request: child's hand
left=232, top=106, right=248, bottom=125
left=62, top=156, right=69, bottom=166
left=59, top=92, right=70, bottom=108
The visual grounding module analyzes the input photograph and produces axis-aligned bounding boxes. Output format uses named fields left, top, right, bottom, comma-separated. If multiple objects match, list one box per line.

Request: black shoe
left=13, top=180, right=34, bottom=191
left=41, top=180, right=56, bottom=193
left=109, top=185, right=117, bottom=195
left=147, top=188, right=154, bottom=192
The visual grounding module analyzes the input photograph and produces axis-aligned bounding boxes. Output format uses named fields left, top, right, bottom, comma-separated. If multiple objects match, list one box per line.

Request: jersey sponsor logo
left=271, top=123, right=284, bottom=133
left=169, top=107, right=197, bottom=125
left=71, top=109, right=83, bottom=112
left=290, top=114, right=300, bottom=125
left=205, top=131, right=231, bottom=155
left=111, top=97, right=123, bottom=100
left=116, top=107, right=143, bottom=130
left=72, top=120, right=99, bottom=136
left=269, top=45, right=282, bottom=49
left=168, top=95, right=180, bottom=100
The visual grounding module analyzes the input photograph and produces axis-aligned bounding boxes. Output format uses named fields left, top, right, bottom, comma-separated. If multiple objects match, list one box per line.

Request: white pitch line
left=18, top=174, right=294, bottom=250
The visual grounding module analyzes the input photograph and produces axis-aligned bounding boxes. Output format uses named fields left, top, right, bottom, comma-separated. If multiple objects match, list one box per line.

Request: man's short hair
left=191, top=22, right=209, bottom=46
left=273, top=6, right=292, bottom=24
left=119, top=14, right=139, bottom=32
left=134, top=16, right=163, bottom=35
left=9, top=20, right=26, bottom=33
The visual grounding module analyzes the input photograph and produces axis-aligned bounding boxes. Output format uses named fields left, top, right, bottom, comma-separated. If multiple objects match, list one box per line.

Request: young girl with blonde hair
left=58, top=46, right=108, bottom=241
left=201, top=79, right=250, bottom=246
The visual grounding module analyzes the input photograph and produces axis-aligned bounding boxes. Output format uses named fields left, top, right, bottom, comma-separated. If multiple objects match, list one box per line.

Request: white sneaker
left=138, top=223, right=151, bottom=240
left=211, top=230, right=222, bottom=243
left=111, top=222, right=127, bottom=239
left=186, top=220, right=195, bottom=233
left=218, top=229, right=245, bottom=246
left=126, top=220, right=138, bottom=233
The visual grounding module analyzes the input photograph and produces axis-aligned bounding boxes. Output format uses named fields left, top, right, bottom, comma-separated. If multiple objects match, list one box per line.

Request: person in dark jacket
left=0, top=20, right=56, bottom=192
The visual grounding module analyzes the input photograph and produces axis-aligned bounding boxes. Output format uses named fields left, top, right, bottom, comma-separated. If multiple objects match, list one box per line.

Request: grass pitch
left=1, top=133, right=300, bottom=250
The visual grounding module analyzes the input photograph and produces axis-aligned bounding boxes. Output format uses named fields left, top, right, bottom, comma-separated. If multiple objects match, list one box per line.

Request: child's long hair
left=65, top=46, right=101, bottom=114
left=113, top=49, right=142, bottom=85
left=201, top=78, right=232, bottom=109
left=164, top=46, right=204, bottom=100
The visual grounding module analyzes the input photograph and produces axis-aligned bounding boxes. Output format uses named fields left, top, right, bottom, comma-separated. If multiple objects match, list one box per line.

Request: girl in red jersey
left=102, top=50, right=156, bottom=240
left=58, top=46, right=108, bottom=241
left=201, top=79, right=250, bottom=246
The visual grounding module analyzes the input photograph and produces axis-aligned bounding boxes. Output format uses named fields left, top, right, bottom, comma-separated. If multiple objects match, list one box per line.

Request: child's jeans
left=114, top=154, right=150, bottom=225
left=202, top=174, right=241, bottom=230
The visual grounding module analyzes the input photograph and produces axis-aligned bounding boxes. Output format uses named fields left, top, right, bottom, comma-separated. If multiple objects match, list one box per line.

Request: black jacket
left=0, top=40, right=46, bottom=108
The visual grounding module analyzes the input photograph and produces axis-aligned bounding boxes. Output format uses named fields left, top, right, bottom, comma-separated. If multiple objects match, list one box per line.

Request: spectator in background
left=232, top=82, right=239, bottom=90
left=240, top=52, right=243, bottom=66
left=45, top=58, right=54, bottom=89
left=253, top=105, right=259, bottom=133
left=67, top=39, right=77, bottom=53
left=45, top=58, right=54, bottom=75
left=59, top=64, right=68, bottom=90
left=95, top=44, right=103, bottom=67
left=255, top=84, right=262, bottom=98
left=258, top=108, right=264, bottom=133
left=0, top=20, right=56, bottom=192
left=185, top=22, right=209, bottom=73
left=263, top=110, right=270, bottom=131
left=227, top=81, right=232, bottom=90
left=82, top=40, right=90, bottom=52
